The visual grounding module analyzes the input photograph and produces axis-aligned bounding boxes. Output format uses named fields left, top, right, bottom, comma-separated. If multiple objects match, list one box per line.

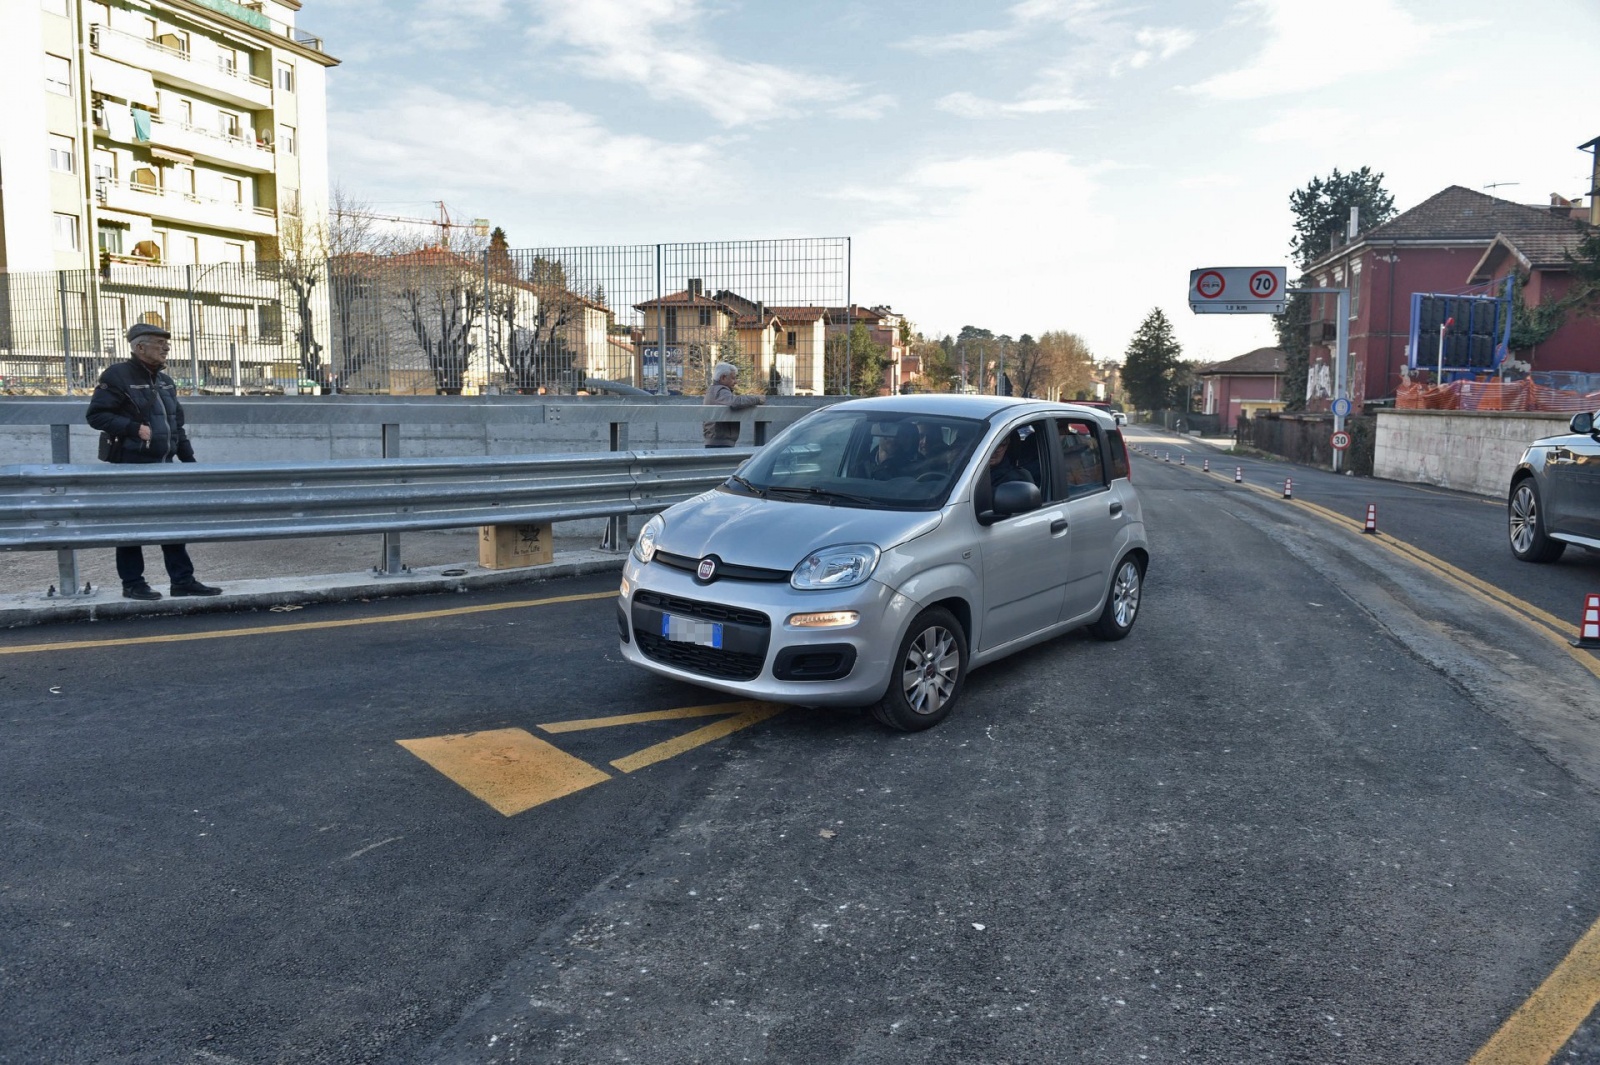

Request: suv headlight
left=791, top=543, right=880, bottom=590
left=634, top=514, right=664, bottom=564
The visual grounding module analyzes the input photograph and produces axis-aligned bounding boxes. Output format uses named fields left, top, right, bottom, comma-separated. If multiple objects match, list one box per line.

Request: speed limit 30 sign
left=1188, top=266, right=1287, bottom=314
left=1331, top=430, right=1351, bottom=451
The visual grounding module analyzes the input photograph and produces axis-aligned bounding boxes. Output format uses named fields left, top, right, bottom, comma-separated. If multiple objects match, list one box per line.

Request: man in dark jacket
left=701, top=361, right=764, bottom=447
left=86, top=323, right=222, bottom=600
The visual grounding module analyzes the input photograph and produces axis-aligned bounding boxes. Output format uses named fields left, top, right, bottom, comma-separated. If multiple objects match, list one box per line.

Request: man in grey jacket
left=701, top=361, right=764, bottom=448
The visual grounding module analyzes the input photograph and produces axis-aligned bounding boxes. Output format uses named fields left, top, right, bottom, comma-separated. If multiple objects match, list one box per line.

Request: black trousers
left=116, top=544, right=195, bottom=587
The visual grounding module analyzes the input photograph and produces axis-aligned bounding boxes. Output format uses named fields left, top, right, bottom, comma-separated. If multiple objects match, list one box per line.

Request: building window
left=98, top=225, right=124, bottom=255
left=1349, top=265, right=1362, bottom=318
left=217, top=46, right=238, bottom=75
left=276, top=61, right=294, bottom=92
left=53, top=213, right=81, bottom=252
left=143, top=16, right=157, bottom=39
left=44, top=54, right=72, bottom=96
left=218, top=110, right=241, bottom=139
left=664, top=307, right=678, bottom=344
left=224, top=241, right=246, bottom=264
left=221, top=176, right=244, bottom=204
left=179, top=98, right=193, bottom=126
left=786, top=331, right=796, bottom=349
left=278, top=124, right=296, bottom=156
left=697, top=306, right=711, bottom=327
left=49, top=134, right=76, bottom=173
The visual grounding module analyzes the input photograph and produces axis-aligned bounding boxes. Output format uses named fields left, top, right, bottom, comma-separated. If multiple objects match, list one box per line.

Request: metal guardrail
left=0, top=449, right=747, bottom=553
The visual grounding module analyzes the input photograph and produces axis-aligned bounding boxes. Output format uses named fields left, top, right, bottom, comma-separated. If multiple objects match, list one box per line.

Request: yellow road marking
left=0, top=590, right=616, bottom=656
left=610, top=704, right=786, bottom=774
left=1468, top=914, right=1600, bottom=1065
left=538, top=699, right=770, bottom=734
left=397, top=728, right=611, bottom=816
left=403, top=702, right=785, bottom=814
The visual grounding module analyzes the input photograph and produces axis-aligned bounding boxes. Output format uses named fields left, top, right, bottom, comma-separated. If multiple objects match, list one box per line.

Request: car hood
left=658, top=488, right=943, bottom=570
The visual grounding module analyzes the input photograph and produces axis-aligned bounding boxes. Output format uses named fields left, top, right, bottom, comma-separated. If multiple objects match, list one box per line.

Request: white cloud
left=833, top=94, right=899, bottom=121
left=529, top=0, right=860, bottom=126
left=1187, top=0, right=1444, bottom=100
left=1123, top=26, right=1196, bottom=70
left=937, top=90, right=1090, bottom=118
left=898, top=26, right=1021, bottom=54
left=331, top=87, right=720, bottom=200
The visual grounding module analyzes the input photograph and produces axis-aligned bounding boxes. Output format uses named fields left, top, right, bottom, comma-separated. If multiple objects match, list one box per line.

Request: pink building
left=1196, top=347, right=1286, bottom=430
left=1303, top=186, right=1595, bottom=408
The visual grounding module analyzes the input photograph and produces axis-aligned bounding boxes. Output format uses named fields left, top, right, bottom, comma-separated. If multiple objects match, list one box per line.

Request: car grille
left=653, top=551, right=790, bottom=583
left=632, top=590, right=770, bottom=681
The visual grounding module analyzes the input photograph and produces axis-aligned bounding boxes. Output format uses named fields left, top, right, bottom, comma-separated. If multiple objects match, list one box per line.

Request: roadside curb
left=0, top=550, right=627, bottom=629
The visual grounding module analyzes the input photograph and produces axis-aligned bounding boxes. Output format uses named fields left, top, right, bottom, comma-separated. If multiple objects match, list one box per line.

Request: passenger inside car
left=1058, top=421, right=1104, bottom=494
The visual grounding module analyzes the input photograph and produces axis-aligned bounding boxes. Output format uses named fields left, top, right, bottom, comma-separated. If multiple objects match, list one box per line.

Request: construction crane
left=340, top=201, right=490, bottom=241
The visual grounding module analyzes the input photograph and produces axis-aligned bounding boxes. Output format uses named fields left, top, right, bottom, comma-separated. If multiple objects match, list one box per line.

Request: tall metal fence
left=0, top=237, right=851, bottom=398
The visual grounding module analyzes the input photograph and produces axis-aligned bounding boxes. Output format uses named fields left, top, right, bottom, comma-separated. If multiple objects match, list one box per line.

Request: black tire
left=1508, top=478, right=1565, bottom=563
left=1088, top=554, right=1144, bottom=641
left=871, top=607, right=967, bottom=732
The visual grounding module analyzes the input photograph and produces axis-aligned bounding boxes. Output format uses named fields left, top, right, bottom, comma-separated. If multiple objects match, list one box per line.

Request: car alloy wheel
left=872, top=606, right=966, bottom=731
left=1089, top=555, right=1144, bottom=640
left=1508, top=478, right=1565, bottom=563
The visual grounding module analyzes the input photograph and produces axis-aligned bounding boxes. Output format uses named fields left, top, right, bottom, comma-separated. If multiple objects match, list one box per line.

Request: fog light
left=787, top=610, right=860, bottom=629
left=619, top=576, right=632, bottom=598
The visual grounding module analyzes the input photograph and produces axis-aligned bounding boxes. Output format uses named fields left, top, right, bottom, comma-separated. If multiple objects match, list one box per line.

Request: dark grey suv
left=1508, top=409, right=1600, bottom=562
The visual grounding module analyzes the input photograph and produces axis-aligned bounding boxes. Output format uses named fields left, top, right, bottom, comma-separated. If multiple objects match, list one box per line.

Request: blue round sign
left=1331, top=397, right=1352, bottom=418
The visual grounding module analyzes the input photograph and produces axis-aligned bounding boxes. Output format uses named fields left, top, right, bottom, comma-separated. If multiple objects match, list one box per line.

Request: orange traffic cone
left=1573, top=594, right=1600, bottom=649
left=1362, top=503, right=1378, bottom=534
left=1283, top=478, right=1293, bottom=499
left=1234, top=467, right=1242, bottom=483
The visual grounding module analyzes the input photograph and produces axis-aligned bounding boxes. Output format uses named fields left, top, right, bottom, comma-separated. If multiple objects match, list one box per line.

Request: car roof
left=822, top=395, right=1110, bottom=421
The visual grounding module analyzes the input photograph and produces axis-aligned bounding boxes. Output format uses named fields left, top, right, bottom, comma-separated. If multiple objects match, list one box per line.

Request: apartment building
left=0, top=0, right=336, bottom=274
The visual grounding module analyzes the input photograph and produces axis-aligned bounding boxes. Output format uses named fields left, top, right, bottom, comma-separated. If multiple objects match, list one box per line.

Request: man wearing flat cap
left=86, top=322, right=222, bottom=600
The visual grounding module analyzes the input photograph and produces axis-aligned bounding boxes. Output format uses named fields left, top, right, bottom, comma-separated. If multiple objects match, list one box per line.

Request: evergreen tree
left=1276, top=166, right=1397, bottom=408
left=1122, top=308, right=1182, bottom=411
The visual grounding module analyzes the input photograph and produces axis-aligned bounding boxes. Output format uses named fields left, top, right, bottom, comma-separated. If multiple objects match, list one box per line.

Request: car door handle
left=1109, top=501, right=1125, bottom=517
left=1050, top=518, right=1069, bottom=534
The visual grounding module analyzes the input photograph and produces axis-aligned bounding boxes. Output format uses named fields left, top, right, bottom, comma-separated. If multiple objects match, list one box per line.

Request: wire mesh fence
left=0, top=237, right=853, bottom=397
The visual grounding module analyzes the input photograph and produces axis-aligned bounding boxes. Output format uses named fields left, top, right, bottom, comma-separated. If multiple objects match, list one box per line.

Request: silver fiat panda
left=618, top=395, right=1148, bottom=731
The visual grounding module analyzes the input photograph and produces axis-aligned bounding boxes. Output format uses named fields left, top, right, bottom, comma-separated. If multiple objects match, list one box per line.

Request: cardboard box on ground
left=478, top=523, right=554, bottom=569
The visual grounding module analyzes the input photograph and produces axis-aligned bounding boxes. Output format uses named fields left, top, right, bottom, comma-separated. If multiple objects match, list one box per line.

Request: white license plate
left=661, top=613, right=723, bottom=648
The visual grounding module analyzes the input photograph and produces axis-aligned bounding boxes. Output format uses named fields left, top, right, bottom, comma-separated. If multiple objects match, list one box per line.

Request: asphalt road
left=3, top=430, right=1600, bottom=1064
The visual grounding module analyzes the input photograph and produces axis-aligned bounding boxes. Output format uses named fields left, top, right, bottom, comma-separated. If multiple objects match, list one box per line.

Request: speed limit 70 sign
left=1188, top=266, right=1287, bottom=315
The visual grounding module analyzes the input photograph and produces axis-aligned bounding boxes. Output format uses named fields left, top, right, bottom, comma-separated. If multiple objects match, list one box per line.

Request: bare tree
left=1038, top=330, right=1095, bottom=400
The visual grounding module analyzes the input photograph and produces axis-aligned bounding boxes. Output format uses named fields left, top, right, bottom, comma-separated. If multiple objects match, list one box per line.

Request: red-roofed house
left=1303, top=186, right=1594, bottom=409
left=1196, top=347, right=1287, bottom=430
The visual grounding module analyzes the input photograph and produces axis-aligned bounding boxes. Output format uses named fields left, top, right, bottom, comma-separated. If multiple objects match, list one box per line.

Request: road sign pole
left=1334, top=287, right=1349, bottom=474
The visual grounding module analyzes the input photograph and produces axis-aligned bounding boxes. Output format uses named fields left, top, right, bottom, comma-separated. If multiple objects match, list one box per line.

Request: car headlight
left=634, top=514, right=664, bottom=564
left=791, top=543, right=880, bottom=590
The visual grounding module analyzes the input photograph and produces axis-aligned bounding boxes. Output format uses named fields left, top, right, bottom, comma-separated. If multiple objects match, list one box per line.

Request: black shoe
left=123, top=583, right=162, bottom=601
left=170, top=580, right=222, bottom=597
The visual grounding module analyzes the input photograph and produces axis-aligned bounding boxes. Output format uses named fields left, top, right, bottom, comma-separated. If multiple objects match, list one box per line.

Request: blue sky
left=308, top=0, right=1600, bottom=364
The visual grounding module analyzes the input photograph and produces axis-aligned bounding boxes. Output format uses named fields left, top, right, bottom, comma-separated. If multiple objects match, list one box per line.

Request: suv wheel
left=1509, top=478, right=1565, bottom=563
left=871, top=607, right=966, bottom=732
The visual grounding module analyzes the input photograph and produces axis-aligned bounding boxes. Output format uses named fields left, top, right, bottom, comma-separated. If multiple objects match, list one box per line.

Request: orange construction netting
left=1395, top=379, right=1598, bottom=413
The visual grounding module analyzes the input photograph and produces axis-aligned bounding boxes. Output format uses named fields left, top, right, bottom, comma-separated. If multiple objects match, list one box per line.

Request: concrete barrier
left=1373, top=409, right=1575, bottom=497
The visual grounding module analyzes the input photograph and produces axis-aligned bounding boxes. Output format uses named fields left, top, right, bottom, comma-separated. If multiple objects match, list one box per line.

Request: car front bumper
left=617, top=555, right=917, bottom=706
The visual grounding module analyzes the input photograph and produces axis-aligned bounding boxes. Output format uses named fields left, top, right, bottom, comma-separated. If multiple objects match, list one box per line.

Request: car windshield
left=729, top=408, right=988, bottom=510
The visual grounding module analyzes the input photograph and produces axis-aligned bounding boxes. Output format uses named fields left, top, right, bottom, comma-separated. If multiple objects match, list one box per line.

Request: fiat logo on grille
left=696, top=556, right=717, bottom=581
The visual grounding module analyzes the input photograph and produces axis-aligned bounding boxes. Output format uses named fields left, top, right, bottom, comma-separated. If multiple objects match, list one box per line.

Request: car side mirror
left=1572, top=410, right=1597, bottom=436
left=984, top=481, right=1042, bottom=522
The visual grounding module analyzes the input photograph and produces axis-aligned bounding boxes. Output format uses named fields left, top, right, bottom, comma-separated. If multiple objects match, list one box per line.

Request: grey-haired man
left=86, top=323, right=222, bottom=600
left=701, top=361, right=764, bottom=448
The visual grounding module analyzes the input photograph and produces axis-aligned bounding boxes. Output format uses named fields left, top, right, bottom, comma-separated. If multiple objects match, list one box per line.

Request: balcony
left=96, top=178, right=276, bottom=237
left=147, top=116, right=275, bottom=174
left=91, top=24, right=271, bottom=110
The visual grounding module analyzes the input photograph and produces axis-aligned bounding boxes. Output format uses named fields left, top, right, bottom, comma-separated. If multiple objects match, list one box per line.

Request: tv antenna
left=1482, top=182, right=1520, bottom=190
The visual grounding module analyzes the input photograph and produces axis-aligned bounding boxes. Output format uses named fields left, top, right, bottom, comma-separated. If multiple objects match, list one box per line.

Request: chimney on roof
left=1347, top=206, right=1360, bottom=240
left=688, top=278, right=703, bottom=298
left=756, top=301, right=765, bottom=321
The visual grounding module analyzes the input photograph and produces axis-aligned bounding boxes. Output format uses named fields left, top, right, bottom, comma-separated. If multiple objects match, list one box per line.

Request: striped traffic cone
left=1203, top=459, right=1210, bottom=473
left=1179, top=454, right=1186, bottom=466
left=1362, top=503, right=1378, bottom=534
left=1234, top=467, right=1242, bottom=483
left=1164, top=452, right=1171, bottom=463
left=1283, top=478, right=1293, bottom=499
left=1573, top=594, right=1600, bottom=649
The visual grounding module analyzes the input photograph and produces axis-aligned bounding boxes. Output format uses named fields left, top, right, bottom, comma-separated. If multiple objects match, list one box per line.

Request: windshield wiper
left=765, top=485, right=879, bottom=507
left=728, top=474, right=767, bottom=498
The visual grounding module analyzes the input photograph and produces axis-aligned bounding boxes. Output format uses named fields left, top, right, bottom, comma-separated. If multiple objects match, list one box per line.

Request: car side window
left=1107, top=428, right=1130, bottom=480
left=1054, top=418, right=1106, bottom=496
left=974, top=419, right=1053, bottom=515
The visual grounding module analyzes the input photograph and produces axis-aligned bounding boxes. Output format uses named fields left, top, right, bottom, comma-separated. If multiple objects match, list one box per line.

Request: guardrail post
left=601, top=420, right=629, bottom=551
left=754, top=418, right=769, bottom=446
left=377, top=422, right=405, bottom=575
left=50, top=424, right=83, bottom=596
